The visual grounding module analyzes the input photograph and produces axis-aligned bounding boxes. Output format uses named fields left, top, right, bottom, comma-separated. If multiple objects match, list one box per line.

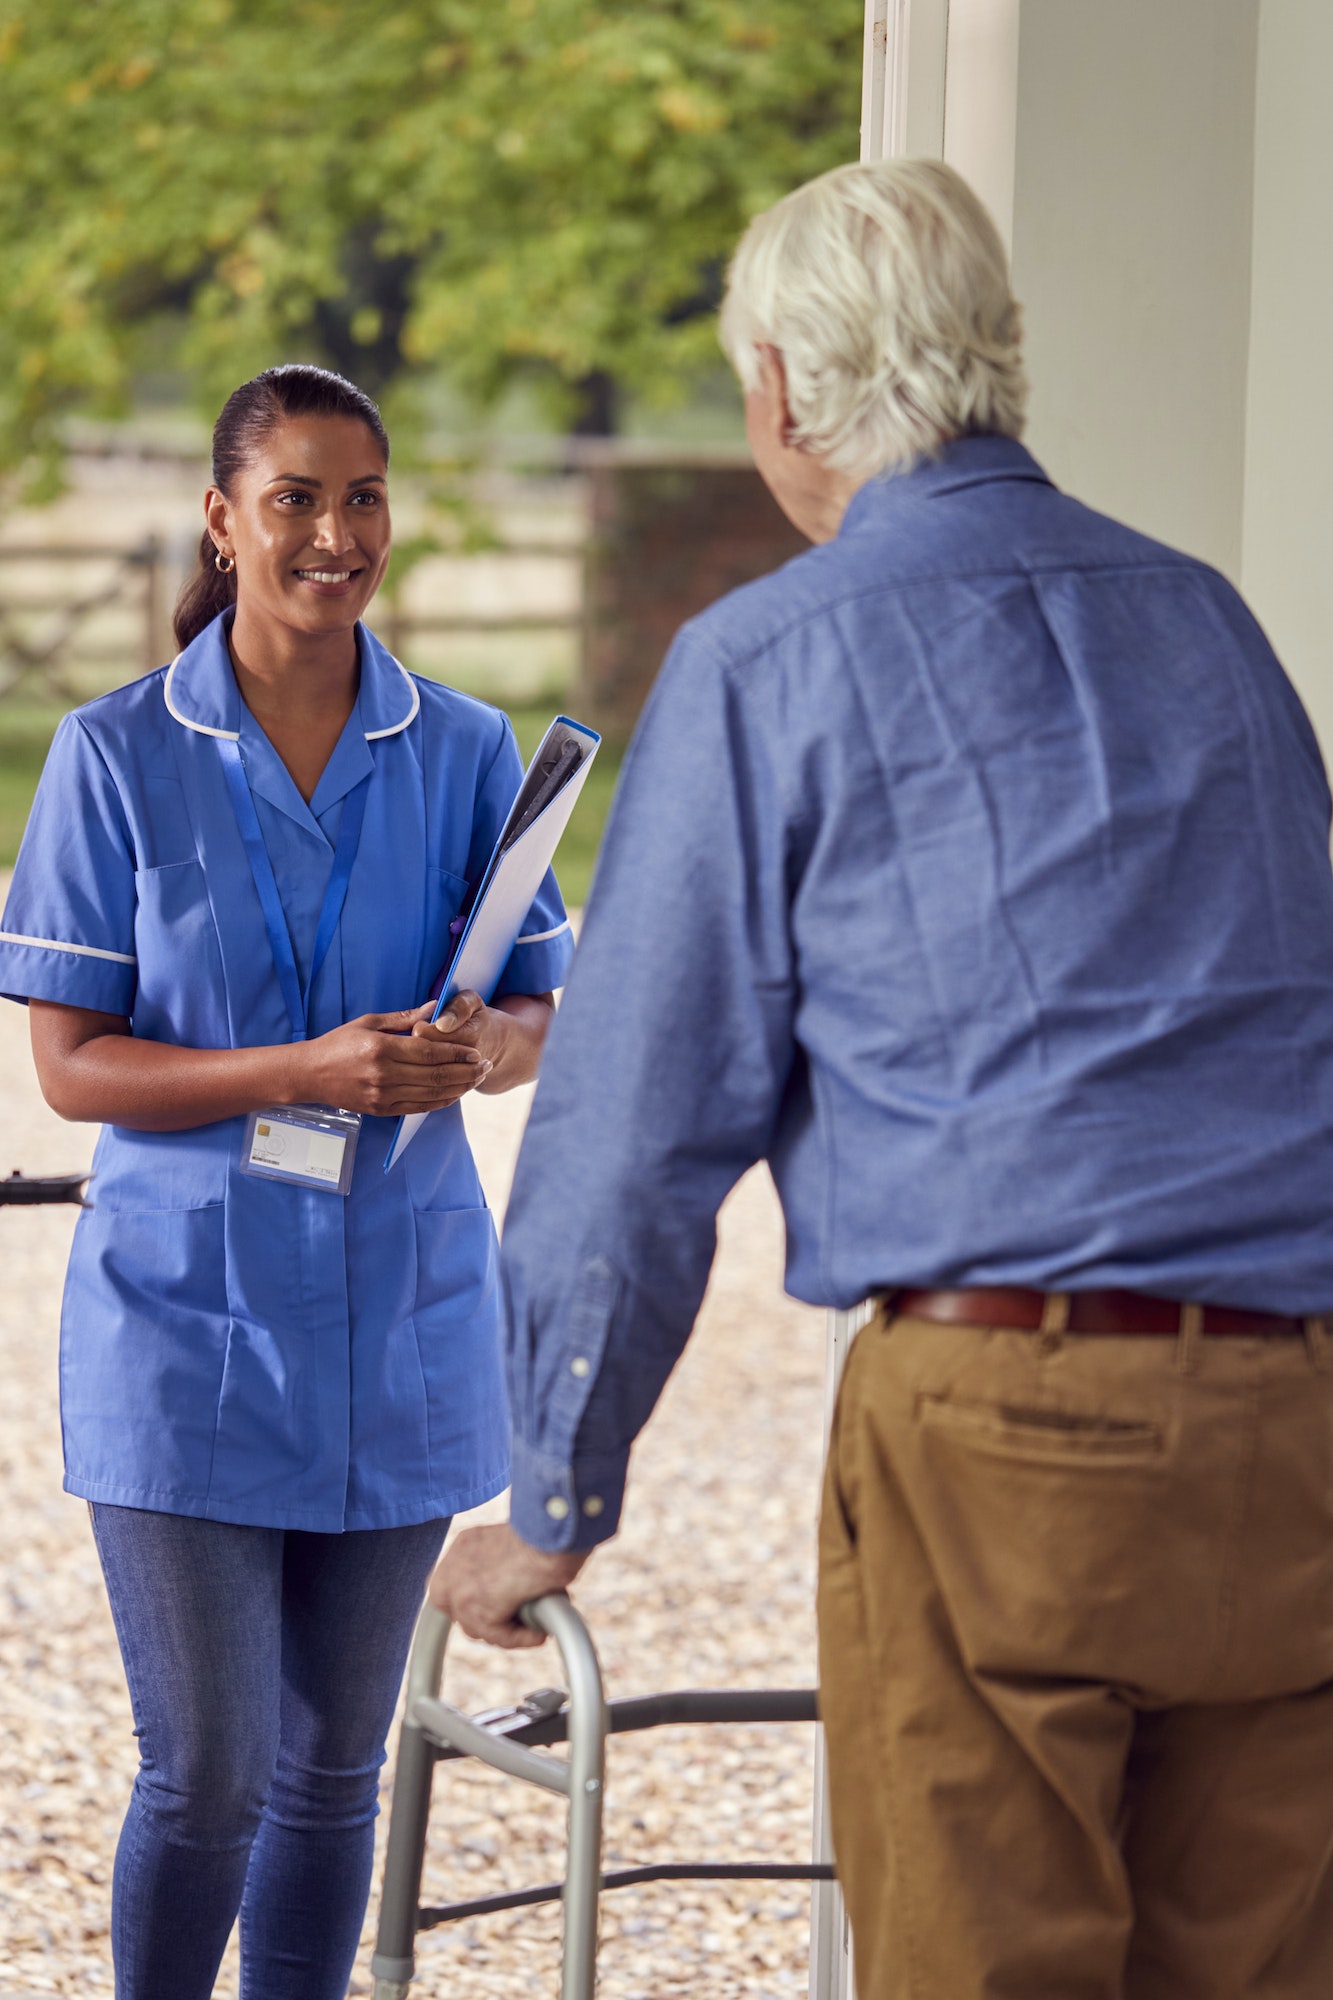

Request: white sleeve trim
left=514, top=919, right=572, bottom=945
left=0, top=930, right=136, bottom=967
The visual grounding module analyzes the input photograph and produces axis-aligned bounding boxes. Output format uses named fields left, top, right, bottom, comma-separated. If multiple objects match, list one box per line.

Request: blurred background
left=7, top=2, right=1333, bottom=903
left=0, top=0, right=863, bottom=897
left=7, top=2, right=1333, bottom=900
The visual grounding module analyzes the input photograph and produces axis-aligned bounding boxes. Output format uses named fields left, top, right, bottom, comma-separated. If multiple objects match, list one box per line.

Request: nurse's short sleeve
left=493, top=862, right=575, bottom=998
left=0, top=714, right=138, bottom=1014
left=468, top=718, right=575, bottom=1001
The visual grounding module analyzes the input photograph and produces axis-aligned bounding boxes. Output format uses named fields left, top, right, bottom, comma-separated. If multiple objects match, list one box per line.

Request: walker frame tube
left=371, top=1594, right=606, bottom=2000
left=371, top=1596, right=830, bottom=1997
left=369, top=1604, right=453, bottom=1996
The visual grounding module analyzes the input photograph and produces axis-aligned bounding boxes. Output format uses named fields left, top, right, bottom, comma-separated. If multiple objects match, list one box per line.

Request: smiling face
left=205, top=413, right=391, bottom=647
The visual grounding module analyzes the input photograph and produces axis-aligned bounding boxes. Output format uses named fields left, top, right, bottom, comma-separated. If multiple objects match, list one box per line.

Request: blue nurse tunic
left=0, top=613, right=574, bottom=1530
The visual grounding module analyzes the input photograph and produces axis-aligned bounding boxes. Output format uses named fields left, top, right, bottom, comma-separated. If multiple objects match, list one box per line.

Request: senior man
left=431, top=160, right=1333, bottom=1997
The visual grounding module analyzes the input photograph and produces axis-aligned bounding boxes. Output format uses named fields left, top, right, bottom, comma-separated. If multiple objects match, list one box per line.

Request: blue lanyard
left=216, top=737, right=371, bottom=1043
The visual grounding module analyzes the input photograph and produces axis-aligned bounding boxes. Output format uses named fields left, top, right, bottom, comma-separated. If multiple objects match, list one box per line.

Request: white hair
left=719, top=158, right=1028, bottom=483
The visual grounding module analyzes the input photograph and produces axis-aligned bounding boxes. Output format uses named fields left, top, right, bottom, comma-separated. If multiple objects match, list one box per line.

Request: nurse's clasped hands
left=28, top=988, right=557, bottom=1133
left=294, top=987, right=555, bottom=1116
left=297, top=1000, right=493, bottom=1116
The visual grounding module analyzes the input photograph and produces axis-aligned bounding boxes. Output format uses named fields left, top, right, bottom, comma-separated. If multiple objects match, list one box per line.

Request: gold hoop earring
left=214, top=551, right=235, bottom=575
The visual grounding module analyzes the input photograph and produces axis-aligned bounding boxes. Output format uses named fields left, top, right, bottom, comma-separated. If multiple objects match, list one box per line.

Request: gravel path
left=0, top=932, right=828, bottom=1997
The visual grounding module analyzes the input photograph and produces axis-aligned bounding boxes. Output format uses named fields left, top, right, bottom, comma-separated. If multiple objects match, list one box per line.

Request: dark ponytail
left=172, top=364, right=390, bottom=652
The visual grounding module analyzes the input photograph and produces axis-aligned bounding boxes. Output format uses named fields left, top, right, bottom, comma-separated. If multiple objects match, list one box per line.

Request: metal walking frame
left=370, top=1595, right=830, bottom=2000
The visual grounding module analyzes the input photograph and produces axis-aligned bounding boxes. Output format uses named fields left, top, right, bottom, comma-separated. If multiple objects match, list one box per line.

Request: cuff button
left=582, top=1495, right=605, bottom=1518
left=570, top=1356, right=591, bottom=1378
left=544, top=1495, right=571, bottom=1521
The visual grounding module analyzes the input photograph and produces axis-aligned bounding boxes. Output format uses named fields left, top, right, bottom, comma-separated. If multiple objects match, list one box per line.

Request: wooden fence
left=0, top=535, right=582, bottom=706
left=0, top=541, right=169, bottom=700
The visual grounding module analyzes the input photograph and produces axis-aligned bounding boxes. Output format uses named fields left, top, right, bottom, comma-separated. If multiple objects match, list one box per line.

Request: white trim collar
left=163, top=655, right=239, bottom=740
left=162, top=619, right=420, bottom=742
left=365, top=656, right=419, bottom=739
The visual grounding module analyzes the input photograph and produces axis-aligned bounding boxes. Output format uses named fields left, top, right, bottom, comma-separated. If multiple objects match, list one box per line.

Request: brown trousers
left=817, top=1306, right=1333, bottom=1999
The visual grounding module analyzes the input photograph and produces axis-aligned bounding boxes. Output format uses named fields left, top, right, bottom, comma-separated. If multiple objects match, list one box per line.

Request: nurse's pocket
left=133, top=860, right=225, bottom=1013
left=411, top=1206, right=505, bottom=1459
left=421, top=866, right=472, bottom=993
left=61, top=1201, right=230, bottom=1495
left=90, top=1123, right=231, bottom=1212
left=411, top=1205, right=498, bottom=1329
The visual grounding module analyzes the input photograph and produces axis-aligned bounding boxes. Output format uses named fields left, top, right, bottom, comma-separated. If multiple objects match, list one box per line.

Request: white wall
left=943, top=0, right=1021, bottom=250
left=903, top=0, right=1333, bottom=753
left=1241, top=1, right=1333, bottom=755
left=998, top=0, right=1260, bottom=581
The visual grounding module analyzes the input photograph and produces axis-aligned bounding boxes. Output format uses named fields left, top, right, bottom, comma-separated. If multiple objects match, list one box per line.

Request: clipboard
left=384, top=714, right=600, bottom=1171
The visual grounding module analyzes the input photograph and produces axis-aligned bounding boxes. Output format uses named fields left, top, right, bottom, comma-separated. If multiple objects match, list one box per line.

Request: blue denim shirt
left=499, top=435, right=1333, bottom=1551
left=0, top=614, right=573, bottom=1530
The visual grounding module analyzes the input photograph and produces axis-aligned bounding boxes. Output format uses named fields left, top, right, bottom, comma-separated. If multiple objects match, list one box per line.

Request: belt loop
left=1176, top=1302, right=1204, bottom=1376
left=1304, top=1315, right=1332, bottom=1373
left=1039, top=1291, right=1070, bottom=1334
left=1038, top=1291, right=1070, bottom=1352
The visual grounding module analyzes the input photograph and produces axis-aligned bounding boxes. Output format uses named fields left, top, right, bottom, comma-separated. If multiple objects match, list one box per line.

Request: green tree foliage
left=0, top=0, right=862, bottom=481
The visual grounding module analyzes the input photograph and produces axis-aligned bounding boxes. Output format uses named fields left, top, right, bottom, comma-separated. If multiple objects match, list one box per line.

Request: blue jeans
left=90, top=1503, right=449, bottom=2000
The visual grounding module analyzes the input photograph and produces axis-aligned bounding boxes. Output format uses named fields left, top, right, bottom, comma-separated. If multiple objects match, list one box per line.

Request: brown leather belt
left=890, top=1287, right=1307, bottom=1338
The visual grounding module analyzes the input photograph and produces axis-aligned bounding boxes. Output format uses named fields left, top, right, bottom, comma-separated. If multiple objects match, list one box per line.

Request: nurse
left=0, top=364, right=574, bottom=1999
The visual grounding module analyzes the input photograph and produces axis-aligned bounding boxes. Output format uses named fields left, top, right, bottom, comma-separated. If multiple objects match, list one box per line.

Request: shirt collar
left=356, top=620, right=421, bottom=739
left=838, top=433, right=1055, bottom=537
left=162, top=611, right=420, bottom=745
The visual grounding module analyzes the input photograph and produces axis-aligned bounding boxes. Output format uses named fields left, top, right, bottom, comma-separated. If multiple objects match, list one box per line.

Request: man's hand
left=428, top=1522, right=589, bottom=1649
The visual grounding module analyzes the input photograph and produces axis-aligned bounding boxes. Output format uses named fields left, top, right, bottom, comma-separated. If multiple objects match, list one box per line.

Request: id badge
left=241, top=1105, right=361, bottom=1196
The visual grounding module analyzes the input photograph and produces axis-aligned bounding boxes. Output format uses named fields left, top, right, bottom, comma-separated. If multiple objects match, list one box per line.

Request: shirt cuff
left=509, top=1433, right=630, bottom=1552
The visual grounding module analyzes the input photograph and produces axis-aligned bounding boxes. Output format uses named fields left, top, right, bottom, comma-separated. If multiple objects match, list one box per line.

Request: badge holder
left=241, top=1105, right=362, bottom=1196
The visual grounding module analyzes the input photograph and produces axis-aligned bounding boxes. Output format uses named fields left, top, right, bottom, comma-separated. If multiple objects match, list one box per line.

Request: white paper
left=385, top=722, right=598, bottom=1171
